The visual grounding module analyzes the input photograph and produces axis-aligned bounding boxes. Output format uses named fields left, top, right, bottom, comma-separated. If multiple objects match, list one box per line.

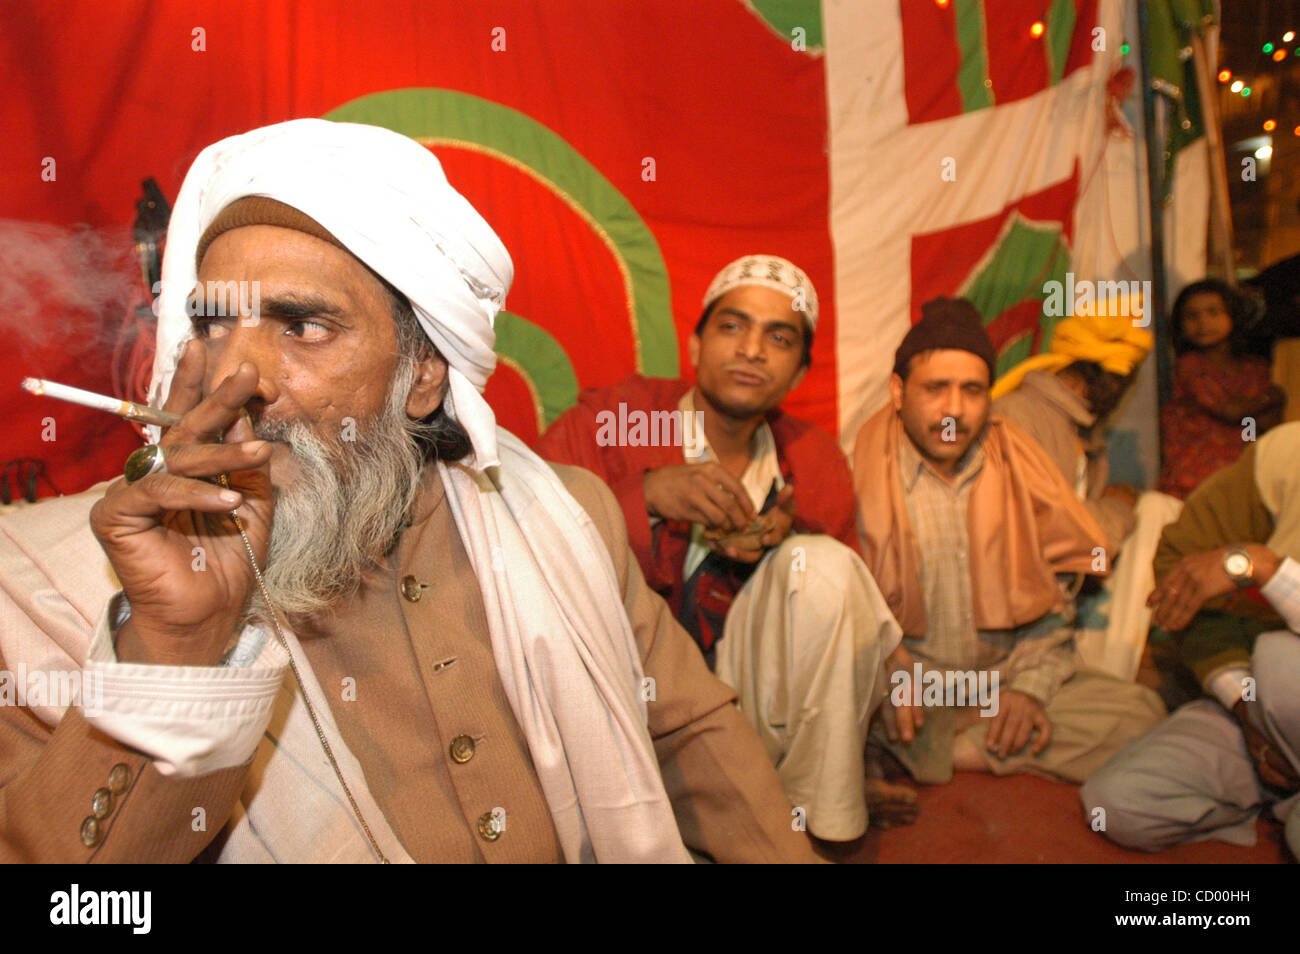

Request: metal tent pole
left=1138, top=0, right=1174, bottom=411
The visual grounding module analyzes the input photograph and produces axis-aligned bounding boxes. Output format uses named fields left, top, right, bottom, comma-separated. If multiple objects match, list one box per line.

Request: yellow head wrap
left=991, top=295, right=1154, bottom=399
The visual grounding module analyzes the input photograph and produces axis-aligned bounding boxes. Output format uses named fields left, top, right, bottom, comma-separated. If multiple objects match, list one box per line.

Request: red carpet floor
left=840, top=774, right=1291, bottom=863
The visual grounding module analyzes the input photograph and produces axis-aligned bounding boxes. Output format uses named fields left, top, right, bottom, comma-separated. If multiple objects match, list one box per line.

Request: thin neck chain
left=218, top=473, right=390, bottom=864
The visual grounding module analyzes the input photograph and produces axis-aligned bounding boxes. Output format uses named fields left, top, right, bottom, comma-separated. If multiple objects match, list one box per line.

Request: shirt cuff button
left=80, top=816, right=102, bottom=848
left=108, top=763, right=131, bottom=795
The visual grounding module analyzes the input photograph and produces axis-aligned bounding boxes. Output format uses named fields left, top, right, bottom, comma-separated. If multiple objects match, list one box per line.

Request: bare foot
left=866, top=777, right=919, bottom=830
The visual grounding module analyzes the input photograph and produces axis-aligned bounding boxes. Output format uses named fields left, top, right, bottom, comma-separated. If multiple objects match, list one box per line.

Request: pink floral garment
left=1158, top=351, right=1275, bottom=499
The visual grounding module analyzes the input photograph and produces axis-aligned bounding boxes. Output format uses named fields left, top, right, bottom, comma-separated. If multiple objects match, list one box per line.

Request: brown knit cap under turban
left=195, top=196, right=346, bottom=267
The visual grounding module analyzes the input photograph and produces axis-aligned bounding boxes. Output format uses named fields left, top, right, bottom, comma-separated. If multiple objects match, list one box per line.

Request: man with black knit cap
left=851, top=298, right=1163, bottom=821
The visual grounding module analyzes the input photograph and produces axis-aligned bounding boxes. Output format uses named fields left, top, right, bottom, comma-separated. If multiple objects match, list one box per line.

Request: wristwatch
left=1222, top=547, right=1255, bottom=587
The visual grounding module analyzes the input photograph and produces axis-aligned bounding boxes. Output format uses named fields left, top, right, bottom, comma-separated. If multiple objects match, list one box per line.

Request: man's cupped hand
left=90, top=339, right=274, bottom=666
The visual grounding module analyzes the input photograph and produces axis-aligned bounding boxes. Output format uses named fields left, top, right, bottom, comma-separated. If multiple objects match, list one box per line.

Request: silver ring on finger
left=124, top=444, right=168, bottom=484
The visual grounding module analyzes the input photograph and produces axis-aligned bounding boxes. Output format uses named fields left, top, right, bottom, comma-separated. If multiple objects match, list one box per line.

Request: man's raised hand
left=89, top=340, right=274, bottom=666
left=711, top=484, right=796, bottom=564
left=642, top=462, right=755, bottom=532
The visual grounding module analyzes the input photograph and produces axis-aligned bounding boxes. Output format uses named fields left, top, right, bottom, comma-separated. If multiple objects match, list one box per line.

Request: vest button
left=478, top=810, right=504, bottom=842
left=400, top=575, right=423, bottom=602
left=450, top=735, right=476, bottom=764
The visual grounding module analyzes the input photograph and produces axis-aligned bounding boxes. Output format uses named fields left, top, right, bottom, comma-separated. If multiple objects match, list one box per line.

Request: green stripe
left=1045, top=0, right=1077, bottom=86
left=324, top=88, right=678, bottom=389
left=493, top=310, right=578, bottom=428
left=957, top=215, right=1072, bottom=377
left=748, top=0, right=823, bottom=51
left=954, top=0, right=994, bottom=112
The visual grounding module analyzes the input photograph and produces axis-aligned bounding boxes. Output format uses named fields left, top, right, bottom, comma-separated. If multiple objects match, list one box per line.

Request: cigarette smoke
left=0, top=218, right=142, bottom=363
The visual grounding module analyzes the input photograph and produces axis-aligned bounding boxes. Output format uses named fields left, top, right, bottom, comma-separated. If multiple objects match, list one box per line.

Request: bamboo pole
left=1188, top=27, right=1237, bottom=285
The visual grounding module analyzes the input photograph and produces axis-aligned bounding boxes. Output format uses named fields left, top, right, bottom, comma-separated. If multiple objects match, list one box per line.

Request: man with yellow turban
left=992, top=307, right=1154, bottom=554
left=993, top=302, right=1183, bottom=683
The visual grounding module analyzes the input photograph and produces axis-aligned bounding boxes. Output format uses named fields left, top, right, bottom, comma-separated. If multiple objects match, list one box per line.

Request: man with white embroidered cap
left=0, top=119, right=816, bottom=863
left=539, top=255, right=901, bottom=844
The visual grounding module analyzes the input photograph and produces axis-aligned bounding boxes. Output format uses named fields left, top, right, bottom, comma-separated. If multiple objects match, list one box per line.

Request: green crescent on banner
left=492, top=310, right=578, bottom=432
left=324, top=88, right=677, bottom=429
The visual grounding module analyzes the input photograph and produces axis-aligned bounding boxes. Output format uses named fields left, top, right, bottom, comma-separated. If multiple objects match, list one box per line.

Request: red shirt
left=1158, top=351, right=1275, bottom=499
left=536, top=374, right=860, bottom=616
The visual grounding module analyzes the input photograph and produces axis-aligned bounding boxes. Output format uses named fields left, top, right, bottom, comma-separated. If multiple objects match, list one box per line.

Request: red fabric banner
left=1, top=1, right=835, bottom=496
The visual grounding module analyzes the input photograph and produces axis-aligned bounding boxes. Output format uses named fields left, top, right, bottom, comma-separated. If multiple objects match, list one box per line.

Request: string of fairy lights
left=920, top=3, right=1290, bottom=148
left=1218, top=28, right=1299, bottom=147
left=931, top=0, right=1133, bottom=55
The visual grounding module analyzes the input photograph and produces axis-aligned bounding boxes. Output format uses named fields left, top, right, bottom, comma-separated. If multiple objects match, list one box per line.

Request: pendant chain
left=218, top=473, right=391, bottom=864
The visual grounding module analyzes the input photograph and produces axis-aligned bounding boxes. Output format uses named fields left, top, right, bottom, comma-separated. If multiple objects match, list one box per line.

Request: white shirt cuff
left=1206, top=666, right=1250, bottom=710
left=1260, top=556, right=1300, bottom=634
left=80, top=592, right=289, bottom=777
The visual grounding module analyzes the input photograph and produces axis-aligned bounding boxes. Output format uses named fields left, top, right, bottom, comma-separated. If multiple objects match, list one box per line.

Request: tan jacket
left=852, top=404, right=1108, bottom=639
left=0, top=463, right=815, bottom=863
left=1153, top=422, right=1300, bottom=684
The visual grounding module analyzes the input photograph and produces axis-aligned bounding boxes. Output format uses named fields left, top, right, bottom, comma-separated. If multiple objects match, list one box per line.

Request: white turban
left=145, top=119, right=691, bottom=862
left=150, top=118, right=513, bottom=470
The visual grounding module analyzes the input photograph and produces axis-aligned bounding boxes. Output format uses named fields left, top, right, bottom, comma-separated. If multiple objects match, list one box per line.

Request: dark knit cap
left=196, top=196, right=346, bottom=267
left=892, top=297, right=997, bottom=381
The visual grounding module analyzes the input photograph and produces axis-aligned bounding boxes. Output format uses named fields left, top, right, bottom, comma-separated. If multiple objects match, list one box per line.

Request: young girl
left=1158, top=279, right=1285, bottom=499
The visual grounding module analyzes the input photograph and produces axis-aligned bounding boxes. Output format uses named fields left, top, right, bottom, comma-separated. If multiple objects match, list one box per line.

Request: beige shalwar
left=715, top=534, right=900, bottom=841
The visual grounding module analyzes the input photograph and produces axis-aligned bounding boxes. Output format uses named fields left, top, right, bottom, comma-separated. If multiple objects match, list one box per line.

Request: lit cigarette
left=21, top=377, right=181, bottom=427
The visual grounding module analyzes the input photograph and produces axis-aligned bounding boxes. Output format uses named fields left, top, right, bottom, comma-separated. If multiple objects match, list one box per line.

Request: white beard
left=252, top=358, right=425, bottom=616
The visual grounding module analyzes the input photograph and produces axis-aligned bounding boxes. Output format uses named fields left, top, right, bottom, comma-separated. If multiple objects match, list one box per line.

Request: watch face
left=1225, top=552, right=1251, bottom=577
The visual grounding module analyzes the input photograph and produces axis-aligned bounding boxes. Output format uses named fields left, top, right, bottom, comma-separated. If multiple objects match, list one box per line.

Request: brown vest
left=294, top=469, right=564, bottom=862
